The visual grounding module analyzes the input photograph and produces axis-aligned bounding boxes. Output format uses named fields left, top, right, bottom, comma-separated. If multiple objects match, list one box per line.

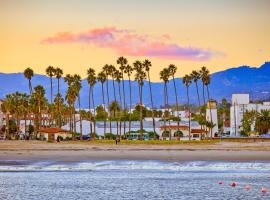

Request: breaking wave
left=1, top=160, right=270, bottom=172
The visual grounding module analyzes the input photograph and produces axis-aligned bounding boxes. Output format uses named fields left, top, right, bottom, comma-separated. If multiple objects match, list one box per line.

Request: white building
left=144, top=117, right=162, bottom=122
left=206, top=100, right=218, bottom=136
left=172, top=110, right=191, bottom=121
left=230, top=94, right=270, bottom=136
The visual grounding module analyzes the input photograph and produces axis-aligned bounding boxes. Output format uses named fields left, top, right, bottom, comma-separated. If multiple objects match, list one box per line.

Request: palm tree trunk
left=195, top=81, right=202, bottom=139
left=29, top=79, right=32, bottom=95
left=73, top=103, right=76, bottom=140
left=118, top=82, right=122, bottom=141
left=69, top=104, right=72, bottom=136
left=78, top=94, right=82, bottom=141
left=128, top=76, right=132, bottom=139
left=91, top=86, right=96, bottom=136
left=147, top=72, right=156, bottom=139
left=5, top=113, right=9, bottom=139
left=165, top=83, right=171, bottom=140
left=163, top=83, right=167, bottom=139
left=15, top=113, right=19, bottom=139
left=202, top=84, right=206, bottom=106
left=24, top=115, right=27, bottom=140
left=202, top=83, right=206, bottom=132
left=101, top=83, right=106, bottom=135
left=186, top=86, right=191, bottom=140
left=50, top=77, right=53, bottom=104
left=112, top=78, right=118, bottom=140
left=172, top=77, right=180, bottom=132
left=89, top=86, right=93, bottom=136
left=139, top=84, right=143, bottom=139
left=121, top=75, right=126, bottom=137
left=206, top=85, right=213, bottom=138
left=195, top=82, right=201, bottom=107
left=38, top=100, right=41, bottom=131
left=57, top=78, right=60, bottom=128
left=106, top=77, right=112, bottom=133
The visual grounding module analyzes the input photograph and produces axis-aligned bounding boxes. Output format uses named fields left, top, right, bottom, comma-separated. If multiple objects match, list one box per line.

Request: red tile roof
left=38, top=128, right=68, bottom=133
left=191, top=129, right=207, bottom=134
left=160, top=125, right=189, bottom=130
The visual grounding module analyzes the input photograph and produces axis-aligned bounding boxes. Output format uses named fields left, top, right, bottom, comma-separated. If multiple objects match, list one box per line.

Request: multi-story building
left=230, top=94, right=270, bottom=136
left=206, top=100, right=218, bottom=136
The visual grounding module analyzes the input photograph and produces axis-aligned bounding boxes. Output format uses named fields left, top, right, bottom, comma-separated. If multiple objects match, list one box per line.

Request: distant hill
left=0, top=61, right=270, bottom=108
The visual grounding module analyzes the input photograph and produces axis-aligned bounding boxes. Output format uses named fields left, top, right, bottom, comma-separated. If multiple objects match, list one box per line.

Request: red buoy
left=261, top=187, right=267, bottom=193
left=231, top=182, right=237, bottom=187
left=245, top=185, right=251, bottom=190
left=218, top=181, right=223, bottom=185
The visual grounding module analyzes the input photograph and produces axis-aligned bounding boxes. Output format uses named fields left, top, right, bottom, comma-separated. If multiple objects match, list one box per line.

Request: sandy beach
left=1, top=140, right=270, bottom=162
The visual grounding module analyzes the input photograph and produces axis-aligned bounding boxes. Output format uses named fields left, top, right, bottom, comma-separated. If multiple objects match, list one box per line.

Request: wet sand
left=1, top=140, right=270, bottom=162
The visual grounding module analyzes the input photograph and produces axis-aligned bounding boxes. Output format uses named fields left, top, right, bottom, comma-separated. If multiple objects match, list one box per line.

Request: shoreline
left=1, top=141, right=270, bottom=163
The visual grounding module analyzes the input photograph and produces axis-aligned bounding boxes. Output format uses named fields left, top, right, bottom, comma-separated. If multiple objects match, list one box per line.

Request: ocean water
left=0, top=160, right=270, bottom=200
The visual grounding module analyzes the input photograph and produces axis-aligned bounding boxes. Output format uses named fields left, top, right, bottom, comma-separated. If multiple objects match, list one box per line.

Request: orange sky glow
left=0, top=0, right=269, bottom=81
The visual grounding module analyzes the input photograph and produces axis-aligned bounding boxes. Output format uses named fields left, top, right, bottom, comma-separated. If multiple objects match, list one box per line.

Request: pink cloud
left=41, top=27, right=219, bottom=61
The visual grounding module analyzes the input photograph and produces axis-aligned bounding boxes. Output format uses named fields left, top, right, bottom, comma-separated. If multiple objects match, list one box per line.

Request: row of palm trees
left=159, top=65, right=212, bottom=140
left=2, top=57, right=213, bottom=141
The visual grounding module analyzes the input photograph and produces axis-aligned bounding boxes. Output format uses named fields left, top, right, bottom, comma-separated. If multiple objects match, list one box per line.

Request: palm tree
left=143, top=59, right=156, bottom=138
left=102, top=64, right=112, bottom=134
left=199, top=67, right=209, bottom=107
left=24, top=68, right=34, bottom=95
left=54, top=68, right=63, bottom=94
left=168, top=64, right=180, bottom=132
left=20, top=93, right=29, bottom=139
left=256, top=110, right=270, bottom=134
left=200, top=66, right=210, bottom=134
left=87, top=68, right=95, bottom=136
left=183, top=74, right=192, bottom=140
left=65, top=85, right=76, bottom=139
left=54, top=67, right=63, bottom=127
left=134, top=60, right=146, bottom=139
left=115, top=69, right=123, bottom=140
left=32, top=85, right=47, bottom=137
left=202, top=71, right=213, bottom=138
left=73, top=74, right=82, bottom=140
left=160, top=68, right=170, bottom=139
left=117, top=56, right=128, bottom=137
left=206, top=121, right=216, bottom=136
left=87, top=68, right=97, bottom=138
left=46, top=66, right=55, bottom=104
left=64, top=74, right=77, bottom=139
left=10, top=92, right=22, bottom=133
left=109, top=65, right=119, bottom=139
left=123, top=64, right=133, bottom=137
left=97, top=71, right=107, bottom=135
left=191, top=70, right=203, bottom=137
left=191, top=70, right=201, bottom=108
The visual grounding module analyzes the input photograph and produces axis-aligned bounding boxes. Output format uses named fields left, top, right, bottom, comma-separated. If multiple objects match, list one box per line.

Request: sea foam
left=1, top=160, right=270, bottom=172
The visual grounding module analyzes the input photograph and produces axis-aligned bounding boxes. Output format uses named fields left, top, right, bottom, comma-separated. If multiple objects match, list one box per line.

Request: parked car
left=259, top=134, right=270, bottom=138
left=76, top=135, right=90, bottom=140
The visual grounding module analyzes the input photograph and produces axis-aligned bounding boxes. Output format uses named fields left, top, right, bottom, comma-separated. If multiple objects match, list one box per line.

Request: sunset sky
left=0, top=0, right=269, bottom=81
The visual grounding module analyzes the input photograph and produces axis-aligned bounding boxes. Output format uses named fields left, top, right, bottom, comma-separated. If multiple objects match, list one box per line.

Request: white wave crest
left=1, top=160, right=270, bottom=172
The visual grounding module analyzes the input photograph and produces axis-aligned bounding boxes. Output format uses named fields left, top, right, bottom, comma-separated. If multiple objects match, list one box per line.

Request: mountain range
left=0, top=61, right=270, bottom=108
